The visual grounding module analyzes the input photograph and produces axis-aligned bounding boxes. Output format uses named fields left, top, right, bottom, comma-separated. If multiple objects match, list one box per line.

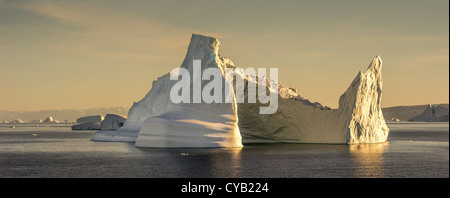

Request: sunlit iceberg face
left=169, top=60, right=279, bottom=115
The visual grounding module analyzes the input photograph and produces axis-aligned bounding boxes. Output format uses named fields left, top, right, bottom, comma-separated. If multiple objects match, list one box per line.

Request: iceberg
left=72, top=122, right=101, bottom=130
left=409, top=104, right=449, bottom=122
left=93, top=35, right=242, bottom=147
left=134, top=36, right=248, bottom=147
left=100, top=114, right=127, bottom=130
left=91, top=34, right=389, bottom=147
left=73, top=115, right=104, bottom=130
left=43, top=116, right=59, bottom=123
left=10, top=119, right=24, bottom=124
left=391, top=117, right=400, bottom=122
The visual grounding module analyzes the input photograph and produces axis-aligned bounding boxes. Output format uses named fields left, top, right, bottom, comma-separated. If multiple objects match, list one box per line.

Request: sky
left=0, top=0, right=448, bottom=111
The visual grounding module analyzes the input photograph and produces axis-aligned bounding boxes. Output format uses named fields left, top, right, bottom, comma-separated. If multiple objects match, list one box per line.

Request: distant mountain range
left=1, top=104, right=448, bottom=123
left=0, top=107, right=129, bottom=123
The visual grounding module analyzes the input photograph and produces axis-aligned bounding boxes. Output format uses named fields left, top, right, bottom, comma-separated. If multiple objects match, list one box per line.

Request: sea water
left=0, top=122, right=447, bottom=178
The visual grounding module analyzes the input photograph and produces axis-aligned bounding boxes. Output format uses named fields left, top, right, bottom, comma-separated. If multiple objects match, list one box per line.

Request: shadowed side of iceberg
left=236, top=55, right=389, bottom=144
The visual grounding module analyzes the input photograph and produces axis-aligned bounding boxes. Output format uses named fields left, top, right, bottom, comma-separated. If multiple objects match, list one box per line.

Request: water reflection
left=141, top=147, right=243, bottom=178
left=349, top=142, right=389, bottom=178
left=210, top=148, right=242, bottom=177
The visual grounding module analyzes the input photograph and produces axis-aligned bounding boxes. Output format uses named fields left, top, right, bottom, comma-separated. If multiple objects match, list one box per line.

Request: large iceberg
left=93, top=35, right=242, bottom=147
left=91, top=34, right=389, bottom=147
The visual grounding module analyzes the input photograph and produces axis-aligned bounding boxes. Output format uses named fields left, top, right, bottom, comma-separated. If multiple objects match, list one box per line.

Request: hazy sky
left=0, top=0, right=448, bottom=111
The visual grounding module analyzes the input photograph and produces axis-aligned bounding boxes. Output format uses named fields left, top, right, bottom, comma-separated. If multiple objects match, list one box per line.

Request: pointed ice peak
left=365, top=55, right=382, bottom=75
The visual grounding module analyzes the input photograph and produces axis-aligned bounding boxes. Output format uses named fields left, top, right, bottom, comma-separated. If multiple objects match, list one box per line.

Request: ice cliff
left=91, top=34, right=389, bottom=147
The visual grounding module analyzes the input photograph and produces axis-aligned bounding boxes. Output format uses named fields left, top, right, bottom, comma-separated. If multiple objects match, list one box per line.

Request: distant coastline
left=382, top=103, right=449, bottom=122
left=0, top=107, right=129, bottom=123
left=0, top=103, right=448, bottom=124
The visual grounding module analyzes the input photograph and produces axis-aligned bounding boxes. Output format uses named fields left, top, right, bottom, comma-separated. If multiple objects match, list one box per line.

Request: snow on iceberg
left=91, top=34, right=389, bottom=147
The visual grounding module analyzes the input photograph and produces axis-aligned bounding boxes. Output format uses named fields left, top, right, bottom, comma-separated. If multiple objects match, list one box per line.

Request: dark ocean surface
left=0, top=122, right=448, bottom=178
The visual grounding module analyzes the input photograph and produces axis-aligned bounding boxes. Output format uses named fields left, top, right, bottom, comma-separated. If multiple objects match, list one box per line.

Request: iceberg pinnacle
left=134, top=34, right=242, bottom=147
left=91, top=34, right=389, bottom=146
left=344, top=55, right=389, bottom=143
left=93, top=34, right=242, bottom=147
left=235, top=55, right=388, bottom=144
